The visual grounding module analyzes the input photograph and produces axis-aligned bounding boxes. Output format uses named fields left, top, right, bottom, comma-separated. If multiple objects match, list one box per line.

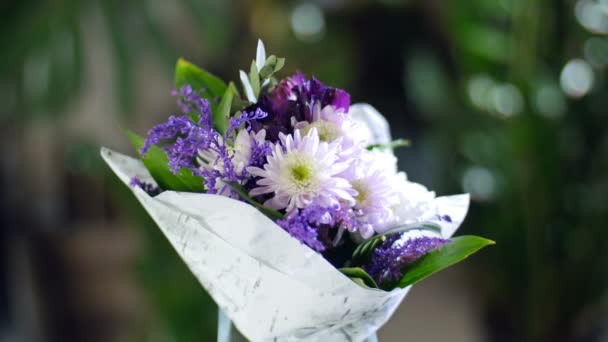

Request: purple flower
left=142, top=84, right=269, bottom=183
left=364, top=231, right=449, bottom=286
left=129, top=177, right=162, bottom=196
left=141, top=85, right=216, bottom=173
left=277, top=210, right=326, bottom=252
left=249, top=138, right=272, bottom=169
left=140, top=115, right=195, bottom=156
left=249, top=73, right=351, bottom=142
left=269, top=72, right=306, bottom=115
left=226, top=108, right=268, bottom=139
left=291, top=76, right=351, bottom=122
left=275, top=201, right=359, bottom=252
left=175, top=85, right=212, bottom=127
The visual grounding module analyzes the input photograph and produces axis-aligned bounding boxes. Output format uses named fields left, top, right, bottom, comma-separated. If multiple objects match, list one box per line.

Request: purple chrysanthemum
left=364, top=231, right=449, bottom=286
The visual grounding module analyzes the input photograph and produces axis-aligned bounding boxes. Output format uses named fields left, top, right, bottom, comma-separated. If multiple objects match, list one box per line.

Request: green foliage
left=215, top=82, right=238, bottom=134
left=395, top=236, right=495, bottom=288
left=345, top=231, right=494, bottom=291
left=350, top=224, right=441, bottom=266
left=175, top=58, right=227, bottom=99
left=174, top=58, right=229, bottom=129
left=366, top=139, right=411, bottom=151
left=125, top=130, right=205, bottom=192
left=259, top=55, right=285, bottom=79
left=340, top=235, right=494, bottom=291
left=339, top=267, right=379, bottom=289
left=248, top=61, right=260, bottom=98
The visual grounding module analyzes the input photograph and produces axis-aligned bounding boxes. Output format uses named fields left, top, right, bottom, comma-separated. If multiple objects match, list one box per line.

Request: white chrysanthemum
left=347, top=103, right=392, bottom=146
left=232, top=129, right=266, bottom=174
left=198, top=129, right=266, bottom=175
left=293, top=104, right=368, bottom=150
left=346, top=149, right=400, bottom=238
left=247, top=128, right=356, bottom=212
left=197, top=129, right=266, bottom=196
left=388, top=172, right=437, bottom=227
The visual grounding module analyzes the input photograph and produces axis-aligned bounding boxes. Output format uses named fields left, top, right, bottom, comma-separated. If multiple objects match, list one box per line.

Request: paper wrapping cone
left=101, top=104, right=469, bottom=341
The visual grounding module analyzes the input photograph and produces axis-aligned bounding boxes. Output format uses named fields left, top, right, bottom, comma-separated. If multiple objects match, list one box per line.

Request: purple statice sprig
left=225, top=108, right=268, bottom=140
left=130, top=176, right=162, bottom=196
left=141, top=85, right=268, bottom=185
left=275, top=203, right=358, bottom=252
left=363, top=233, right=448, bottom=288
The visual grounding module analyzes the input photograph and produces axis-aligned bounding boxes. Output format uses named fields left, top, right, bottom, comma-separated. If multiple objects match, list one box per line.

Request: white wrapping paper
left=101, top=104, right=469, bottom=342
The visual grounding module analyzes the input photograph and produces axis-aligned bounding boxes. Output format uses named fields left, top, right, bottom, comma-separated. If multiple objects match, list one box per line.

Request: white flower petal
left=256, top=39, right=266, bottom=71
left=240, top=70, right=257, bottom=103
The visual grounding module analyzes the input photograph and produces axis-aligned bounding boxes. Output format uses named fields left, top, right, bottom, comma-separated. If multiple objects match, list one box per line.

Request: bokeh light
left=534, top=83, right=566, bottom=119
left=560, top=59, right=594, bottom=98
left=467, top=74, right=495, bottom=110
left=584, top=37, right=608, bottom=68
left=290, top=3, right=325, bottom=42
left=575, top=0, right=608, bottom=34
left=489, top=83, right=524, bottom=117
left=462, top=166, right=497, bottom=201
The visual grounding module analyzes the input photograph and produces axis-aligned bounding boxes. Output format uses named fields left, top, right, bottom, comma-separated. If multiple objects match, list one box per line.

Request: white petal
left=256, top=39, right=266, bottom=71
left=250, top=186, right=272, bottom=197
left=240, top=70, right=257, bottom=103
left=246, top=166, right=266, bottom=177
left=348, top=103, right=392, bottom=145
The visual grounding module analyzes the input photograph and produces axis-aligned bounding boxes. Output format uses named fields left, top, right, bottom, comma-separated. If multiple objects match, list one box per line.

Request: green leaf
left=350, top=223, right=442, bottom=266
left=249, top=61, right=260, bottom=98
left=215, top=82, right=237, bottom=133
left=274, top=57, right=285, bottom=73
left=396, top=235, right=495, bottom=288
left=175, top=58, right=227, bottom=98
left=259, top=55, right=285, bottom=79
left=259, top=55, right=277, bottom=78
left=339, top=267, right=379, bottom=289
left=226, top=182, right=283, bottom=220
left=367, top=139, right=411, bottom=151
left=125, top=130, right=205, bottom=193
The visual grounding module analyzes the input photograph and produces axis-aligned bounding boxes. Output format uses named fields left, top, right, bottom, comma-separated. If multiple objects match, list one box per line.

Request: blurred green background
left=1, top=0, right=606, bottom=341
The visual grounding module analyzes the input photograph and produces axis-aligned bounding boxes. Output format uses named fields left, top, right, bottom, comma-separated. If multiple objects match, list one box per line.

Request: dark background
left=1, top=0, right=607, bottom=341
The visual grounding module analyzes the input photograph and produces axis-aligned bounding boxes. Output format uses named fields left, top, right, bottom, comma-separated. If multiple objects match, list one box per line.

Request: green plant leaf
left=339, top=267, right=379, bottom=289
left=367, top=138, right=411, bottom=151
left=249, top=60, right=260, bottom=98
left=175, top=58, right=227, bottom=99
left=216, top=82, right=238, bottom=133
left=259, top=55, right=277, bottom=78
left=125, top=130, right=205, bottom=193
left=274, top=57, right=285, bottom=73
left=396, top=235, right=494, bottom=288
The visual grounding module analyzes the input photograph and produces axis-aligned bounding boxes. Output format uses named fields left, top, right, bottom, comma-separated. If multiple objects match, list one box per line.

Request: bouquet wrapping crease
left=102, top=40, right=490, bottom=342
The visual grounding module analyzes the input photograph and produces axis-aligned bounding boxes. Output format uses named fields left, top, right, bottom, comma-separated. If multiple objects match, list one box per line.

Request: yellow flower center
left=291, top=163, right=313, bottom=183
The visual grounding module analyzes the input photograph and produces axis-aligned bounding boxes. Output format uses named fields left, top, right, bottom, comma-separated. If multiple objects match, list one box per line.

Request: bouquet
left=102, top=40, right=493, bottom=341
